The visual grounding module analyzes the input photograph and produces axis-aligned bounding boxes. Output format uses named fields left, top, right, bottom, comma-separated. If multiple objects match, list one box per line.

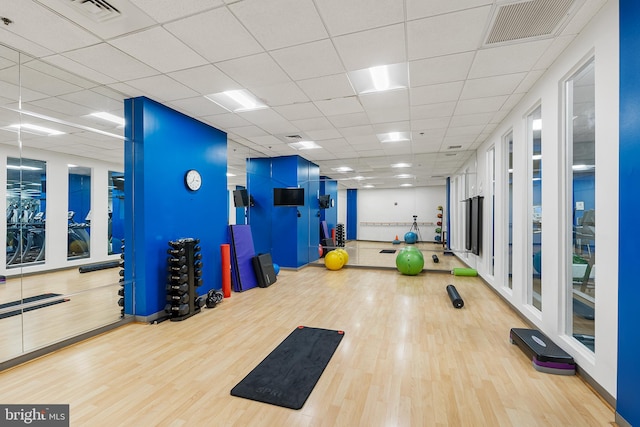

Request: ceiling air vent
left=66, top=0, right=121, bottom=22
left=484, top=0, right=579, bottom=46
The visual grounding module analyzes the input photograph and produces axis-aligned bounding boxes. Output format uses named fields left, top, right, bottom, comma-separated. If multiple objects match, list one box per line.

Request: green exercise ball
left=396, top=249, right=424, bottom=275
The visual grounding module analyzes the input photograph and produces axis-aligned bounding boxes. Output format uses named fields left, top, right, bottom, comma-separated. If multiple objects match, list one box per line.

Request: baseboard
left=615, top=412, right=631, bottom=427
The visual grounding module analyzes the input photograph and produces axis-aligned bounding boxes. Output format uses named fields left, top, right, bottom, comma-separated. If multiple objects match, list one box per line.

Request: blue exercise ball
left=404, top=231, right=418, bottom=244
left=273, top=263, right=280, bottom=275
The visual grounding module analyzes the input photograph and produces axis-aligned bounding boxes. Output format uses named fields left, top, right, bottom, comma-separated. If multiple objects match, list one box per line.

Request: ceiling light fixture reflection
left=363, top=184, right=375, bottom=188
left=400, top=183, right=413, bottom=187
left=332, top=166, right=354, bottom=173
left=6, top=165, right=43, bottom=171
left=90, top=112, right=124, bottom=126
left=391, top=162, right=412, bottom=168
left=226, top=172, right=236, bottom=177
left=377, top=131, right=410, bottom=143
left=395, top=174, right=414, bottom=179
left=205, top=89, right=267, bottom=112
left=8, top=123, right=64, bottom=136
left=572, top=164, right=595, bottom=171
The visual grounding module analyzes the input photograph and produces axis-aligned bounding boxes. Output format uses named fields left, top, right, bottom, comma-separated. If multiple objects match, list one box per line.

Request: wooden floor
left=0, top=267, right=614, bottom=426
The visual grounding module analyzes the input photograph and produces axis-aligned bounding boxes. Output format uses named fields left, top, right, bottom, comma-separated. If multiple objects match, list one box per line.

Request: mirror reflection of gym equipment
left=67, top=166, right=92, bottom=260
left=5, top=158, right=47, bottom=268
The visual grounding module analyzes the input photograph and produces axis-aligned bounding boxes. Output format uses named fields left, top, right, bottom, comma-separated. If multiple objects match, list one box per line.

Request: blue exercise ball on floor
left=404, top=231, right=418, bottom=244
left=273, top=263, right=280, bottom=275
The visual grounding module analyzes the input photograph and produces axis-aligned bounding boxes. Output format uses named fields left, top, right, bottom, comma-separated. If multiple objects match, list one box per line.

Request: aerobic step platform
left=509, top=328, right=576, bottom=375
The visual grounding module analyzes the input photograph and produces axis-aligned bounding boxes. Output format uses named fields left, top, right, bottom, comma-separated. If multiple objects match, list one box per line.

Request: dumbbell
left=168, top=264, right=188, bottom=274
left=167, top=255, right=187, bottom=264
left=166, top=293, right=189, bottom=304
left=166, top=283, right=188, bottom=293
left=164, top=303, right=189, bottom=316
left=167, top=273, right=188, bottom=284
left=167, top=247, right=185, bottom=256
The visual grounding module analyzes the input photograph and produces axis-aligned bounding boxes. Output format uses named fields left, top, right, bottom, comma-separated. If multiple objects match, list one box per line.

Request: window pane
left=567, top=60, right=595, bottom=351
left=529, top=106, right=542, bottom=311
left=505, top=133, right=513, bottom=289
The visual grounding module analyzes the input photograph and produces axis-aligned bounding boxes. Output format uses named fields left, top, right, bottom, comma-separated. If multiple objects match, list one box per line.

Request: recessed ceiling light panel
left=205, top=89, right=267, bottom=112
left=348, top=63, right=408, bottom=94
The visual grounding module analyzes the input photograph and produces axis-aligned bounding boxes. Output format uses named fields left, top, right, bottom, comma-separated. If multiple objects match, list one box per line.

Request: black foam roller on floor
left=432, top=254, right=439, bottom=263
left=446, top=284, right=464, bottom=308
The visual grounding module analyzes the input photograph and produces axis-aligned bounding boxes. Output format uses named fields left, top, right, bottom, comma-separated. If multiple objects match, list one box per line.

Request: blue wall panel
left=619, top=1, right=640, bottom=424
left=346, top=189, right=357, bottom=240
left=124, top=97, right=227, bottom=317
left=307, top=161, right=320, bottom=264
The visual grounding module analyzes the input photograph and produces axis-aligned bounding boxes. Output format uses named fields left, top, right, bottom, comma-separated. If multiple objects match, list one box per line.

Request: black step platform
left=509, top=328, right=575, bottom=375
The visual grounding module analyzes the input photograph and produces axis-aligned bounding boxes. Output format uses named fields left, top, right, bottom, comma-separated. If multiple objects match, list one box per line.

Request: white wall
left=1, top=144, right=123, bottom=277
left=356, top=186, right=445, bottom=241
left=450, top=1, right=618, bottom=397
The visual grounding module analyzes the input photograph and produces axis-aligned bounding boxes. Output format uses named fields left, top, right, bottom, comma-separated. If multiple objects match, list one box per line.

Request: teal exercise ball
left=273, top=263, right=280, bottom=276
left=404, top=231, right=418, bottom=244
left=396, top=249, right=424, bottom=275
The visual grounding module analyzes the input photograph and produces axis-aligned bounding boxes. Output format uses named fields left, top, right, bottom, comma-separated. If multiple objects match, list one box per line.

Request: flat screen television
left=273, top=187, right=304, bottom=206
left=318, top=194, right=331, bottom=209
left=233, top=189, right=249, bottom=207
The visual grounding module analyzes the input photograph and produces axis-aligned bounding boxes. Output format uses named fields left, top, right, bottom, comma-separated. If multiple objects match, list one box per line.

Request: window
left=528, top=106, right=542, bottom=311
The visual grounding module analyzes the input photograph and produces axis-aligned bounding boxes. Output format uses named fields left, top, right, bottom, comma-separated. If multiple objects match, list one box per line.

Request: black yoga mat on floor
left=0, top=293, right=67, bottom=320
left=380, top=249, right=396, bottom=253
left=231, top=326, right=344, bottom=409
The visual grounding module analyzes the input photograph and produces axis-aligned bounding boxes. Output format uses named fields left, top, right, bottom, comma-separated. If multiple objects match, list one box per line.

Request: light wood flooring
left=0, top=267, right=614, bottom=426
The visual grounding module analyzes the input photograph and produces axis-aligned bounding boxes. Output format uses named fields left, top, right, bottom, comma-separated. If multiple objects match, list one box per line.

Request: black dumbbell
left=166, top=283, right=188, bottom=293
left=167, top=264, right=188, bottom=274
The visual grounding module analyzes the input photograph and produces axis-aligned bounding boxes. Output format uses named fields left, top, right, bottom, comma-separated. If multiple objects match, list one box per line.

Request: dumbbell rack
left=435, top=206, right=444, bottom=243
left=335, top=223, right=346, bottom=247
left=164, top=238, right=203, bottom=321
left=117, top=240, right=125, bottom=318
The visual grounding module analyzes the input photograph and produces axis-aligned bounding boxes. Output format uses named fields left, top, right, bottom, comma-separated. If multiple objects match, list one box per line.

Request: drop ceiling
left=0, top=0, right=607, bottom=188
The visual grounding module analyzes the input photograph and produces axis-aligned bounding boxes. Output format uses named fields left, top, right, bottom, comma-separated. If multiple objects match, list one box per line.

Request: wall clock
left=185, top=169, right=202, bottom=191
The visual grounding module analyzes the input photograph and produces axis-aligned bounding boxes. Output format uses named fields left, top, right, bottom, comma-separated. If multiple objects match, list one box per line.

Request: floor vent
left=484, top=0, right=579, bottom=46
left=66, top=0, right=121, bottom=22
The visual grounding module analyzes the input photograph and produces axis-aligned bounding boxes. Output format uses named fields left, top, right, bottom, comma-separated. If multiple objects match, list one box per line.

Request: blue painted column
left=346, top=189, right=357, bottom=240
left=618, top=1, right=640, bottom=425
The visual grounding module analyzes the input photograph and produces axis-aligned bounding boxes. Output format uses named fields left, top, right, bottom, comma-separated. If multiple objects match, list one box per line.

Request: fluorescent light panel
left=8, top=123, right=65, bottom=136
left=348, top=63, right=408, bottom=94
left=332, top=166, right=353, bottom=173
left=6, top=165, right=43, bottom=171
left=377, top=131, right=410, bottom=143
left=288, top=140, right=321, bottom=150
left=205, top=89, right=267, bottom=112
left=391, top=162, right=412, bottom=168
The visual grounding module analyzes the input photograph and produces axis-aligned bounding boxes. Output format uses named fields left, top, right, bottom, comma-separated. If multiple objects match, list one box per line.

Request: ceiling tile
left=411, top=81, right=464, bottom=106
left=2, top=1, right=101, bottom=53
left=411, top=117, right=451, bottom=130
left=273, top=102, right=323, bottom=121
left=468, top=39, right=553, bottom=79
left=409, top=52, right=475, bottom=87
left=216, top=53, right=290, bottom=89
left=271, top=39, right=344, bottom=81
left=327, top=113, right=371, bottom=128
left=40, top=55, right=117, bottom=85
left=165, top=8, right=263, bottom=63
left=314, top=97, right=364, bottom=116
left=449, top=112, right=493, bottom=127
left=460, top=73, right=527, bottom=100
left=130, top=0, right=223, bottom=23
left=367, top=106, right=410, bottom=124
left=167, top=65, right=241, bottom=95
left=230, top=0, right=327, bottom=50
left=314, top=0, right=405, bottom=36
left=123, top=75, right=199, bottom=102
left=333, top=24, right=406, bottom=71
left=237, top=109, right=299, bottom=134
left=290, top=117, right=334, bottom=132
left=534, top=35, right=574, bottom=70
left=359, top=89, right=409, bottom=110
left=407, top=6, right=492, bottom=60
left=226, top=125, right=269, bottom=139
left=202, top=113, right=252, bottom=129
left=169, top=96, right=229, bottom=117
left=406, top=0, right=493, bottom=20
left=297, top=74, right=356, bottom=101
left=110, top=27, right=207, bottom=73
left=454, top=95, right=508, bottom=115
left=306, top=128, right=343, bottom=140
left=62, top=43, right=158, bottom=81
left=251, top=82, right=309, bottom=106
left=339, top=125, right=375, bottom=137
left=411, top=102, right=457, bottom=120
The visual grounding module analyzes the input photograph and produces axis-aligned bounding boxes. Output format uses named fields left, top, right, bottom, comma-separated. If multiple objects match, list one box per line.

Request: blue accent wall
left=68, top=173, right=91, bottom=223
left=619, top=1, right=640, bottom=424
left=247, top=155, right=319, bottom=268
left=124, top=97, right=227, bottom=317
left=346, top=189, right=357, bottom=240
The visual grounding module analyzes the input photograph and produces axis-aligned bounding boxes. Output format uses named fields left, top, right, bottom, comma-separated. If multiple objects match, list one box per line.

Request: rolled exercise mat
left=452, top=267, right=478, bottom=277
left=432, top=254, right=439, bottom=263
left=446, top=284, right=464, bottom=308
